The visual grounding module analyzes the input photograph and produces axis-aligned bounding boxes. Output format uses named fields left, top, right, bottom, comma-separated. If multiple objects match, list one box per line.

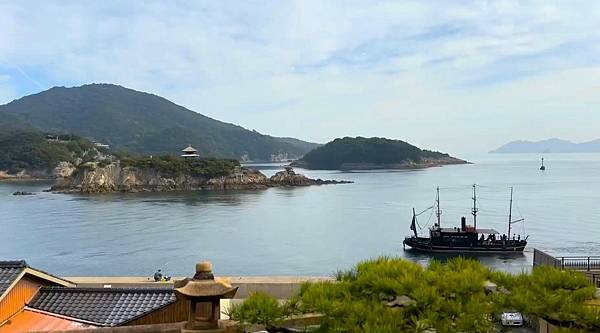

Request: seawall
left=66, top=276, right=335, bottom=299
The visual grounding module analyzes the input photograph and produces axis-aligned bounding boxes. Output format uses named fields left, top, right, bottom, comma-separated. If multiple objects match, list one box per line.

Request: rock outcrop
left=268, top=167, right=352, bottom=186
left=51, top=164, right=269, bottom=193
left=50, top=165, right=350, bottom=194
left=53, top=161, right=76, bottom=178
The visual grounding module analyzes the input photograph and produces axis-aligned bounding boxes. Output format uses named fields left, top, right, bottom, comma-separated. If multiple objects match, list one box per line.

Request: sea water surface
left=1, top=153, right=599, bottom=277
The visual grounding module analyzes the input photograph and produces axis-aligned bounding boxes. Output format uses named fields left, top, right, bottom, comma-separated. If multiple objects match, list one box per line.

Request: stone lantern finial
left=194, top=261, right=214, bottom=280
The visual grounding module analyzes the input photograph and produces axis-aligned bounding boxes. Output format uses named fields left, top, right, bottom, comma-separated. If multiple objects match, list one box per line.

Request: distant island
left=491, top=138, right=600, bottom=154
left=290, top=137, right=467, bottom=170
left=0, top=83, right=319, bottom=161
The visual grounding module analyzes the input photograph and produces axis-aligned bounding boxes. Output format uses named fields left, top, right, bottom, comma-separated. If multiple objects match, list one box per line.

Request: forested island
left=0, top=129, right=349, bottom=192
left=291, top=137, right=467, bottom=170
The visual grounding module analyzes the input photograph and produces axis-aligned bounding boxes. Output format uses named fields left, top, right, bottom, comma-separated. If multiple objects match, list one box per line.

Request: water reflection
left=66, top=189, right=268, bottom=207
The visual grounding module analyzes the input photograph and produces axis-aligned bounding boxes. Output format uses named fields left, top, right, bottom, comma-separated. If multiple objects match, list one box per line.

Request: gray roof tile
left=28, top=287, right=177, bottom=326
left=0, top=260, right=27, bottom=297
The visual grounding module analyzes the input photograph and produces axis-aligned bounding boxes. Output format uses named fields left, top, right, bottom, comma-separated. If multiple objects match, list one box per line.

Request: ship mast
left=436, top=186, right=441, bottom=227
left=508, top=187, right=513, bottom=237
left=507, top=187, right=524, bottom=238
left=471, top=184, right=478, bottom=229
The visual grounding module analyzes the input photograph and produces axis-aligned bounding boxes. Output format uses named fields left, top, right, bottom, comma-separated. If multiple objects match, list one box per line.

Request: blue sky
left=1, top=0, right=600, bottom=153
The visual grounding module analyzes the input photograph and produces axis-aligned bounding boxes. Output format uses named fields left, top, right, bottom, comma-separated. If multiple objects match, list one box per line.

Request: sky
left=1, top=1, right=600, bottom=154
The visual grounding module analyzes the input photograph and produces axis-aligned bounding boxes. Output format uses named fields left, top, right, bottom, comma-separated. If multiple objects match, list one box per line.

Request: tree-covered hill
left=0, top=84, right=319, bottom=160
left=0, top=130, right=105, bottom=175
left=292, top=137, right=466, bottom=170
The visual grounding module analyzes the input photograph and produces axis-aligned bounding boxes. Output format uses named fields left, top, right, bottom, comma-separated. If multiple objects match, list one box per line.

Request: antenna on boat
left=508, top=187, right=513, bottom=237
left=436, top=186, right=442, bottom=227
left=471, top=184, right=478, bottom=229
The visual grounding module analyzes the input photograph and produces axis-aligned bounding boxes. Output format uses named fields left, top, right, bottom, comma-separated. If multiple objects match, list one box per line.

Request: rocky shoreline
left=50, top=165, right=352, bottom=194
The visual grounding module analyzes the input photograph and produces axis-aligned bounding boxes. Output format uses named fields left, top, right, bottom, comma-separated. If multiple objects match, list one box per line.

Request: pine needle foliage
left=228, top=292, right=284, bottom=328
left=237, top=257, right=600, bottom=332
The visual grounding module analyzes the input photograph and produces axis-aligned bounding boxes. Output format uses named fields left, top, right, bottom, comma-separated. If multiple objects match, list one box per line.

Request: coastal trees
left=119, top=155, right=240, bottom=178
left=0, top=130, right=100, bottom=174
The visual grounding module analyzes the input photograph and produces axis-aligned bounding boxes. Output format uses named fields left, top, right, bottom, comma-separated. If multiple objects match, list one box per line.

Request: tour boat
left=403, top=185, right=527, bottom=253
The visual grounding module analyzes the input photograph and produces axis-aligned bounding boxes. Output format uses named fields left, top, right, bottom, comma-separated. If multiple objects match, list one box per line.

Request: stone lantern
left=175, top=261, right=238, bottom=332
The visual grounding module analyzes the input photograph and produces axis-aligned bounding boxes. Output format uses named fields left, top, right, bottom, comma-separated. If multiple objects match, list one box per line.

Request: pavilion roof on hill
left=181, top=145, right=198, bottom=153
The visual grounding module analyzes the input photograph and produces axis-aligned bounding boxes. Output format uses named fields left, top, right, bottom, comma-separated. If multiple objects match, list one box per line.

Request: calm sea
left=1, top=153, right=599, bottom=277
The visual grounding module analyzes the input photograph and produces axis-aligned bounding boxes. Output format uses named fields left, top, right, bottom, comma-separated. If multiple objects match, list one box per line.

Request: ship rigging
left=404, top=185, right=528, bottom=253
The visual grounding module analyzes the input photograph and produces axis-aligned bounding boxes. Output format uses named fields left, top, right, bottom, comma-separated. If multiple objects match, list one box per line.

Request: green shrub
left=228, top=292, right=284, bottom=328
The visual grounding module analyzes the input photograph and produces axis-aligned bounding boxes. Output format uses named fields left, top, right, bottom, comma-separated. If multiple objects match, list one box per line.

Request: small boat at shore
left=403, top=185, right=528, bottom=253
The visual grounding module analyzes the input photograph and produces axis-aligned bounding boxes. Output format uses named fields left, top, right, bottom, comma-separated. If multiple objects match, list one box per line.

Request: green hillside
left=0, top=130, right=102, bottom=174
left=0, top=84, right=318, bottom=160
left=293, top=137, right=465, bottom=170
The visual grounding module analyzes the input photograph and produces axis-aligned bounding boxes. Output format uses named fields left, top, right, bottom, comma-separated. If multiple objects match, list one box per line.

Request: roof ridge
left=0, top=260, right=28, bottom=268
left=1, top=260, right=74, bottom=286
left=23, top=266, right=75, bottom=285
left=39, top=286, right=174, bottom=293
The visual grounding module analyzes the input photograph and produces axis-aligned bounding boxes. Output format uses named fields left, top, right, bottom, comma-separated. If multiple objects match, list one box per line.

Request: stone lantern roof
left=175, top=262, right=237, bottom=298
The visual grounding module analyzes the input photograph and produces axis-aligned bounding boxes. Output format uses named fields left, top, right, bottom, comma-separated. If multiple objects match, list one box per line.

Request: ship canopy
left=440, top=227, right=500, bottom=234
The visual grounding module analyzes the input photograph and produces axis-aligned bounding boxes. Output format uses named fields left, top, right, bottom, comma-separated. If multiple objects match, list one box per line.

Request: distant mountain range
left=0, top=84, right=319, bottom=161
left=491, top=138, right=600, bottom=153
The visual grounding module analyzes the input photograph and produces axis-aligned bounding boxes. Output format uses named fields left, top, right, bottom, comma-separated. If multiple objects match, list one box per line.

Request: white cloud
left=1, top=0, right=600, bottom=153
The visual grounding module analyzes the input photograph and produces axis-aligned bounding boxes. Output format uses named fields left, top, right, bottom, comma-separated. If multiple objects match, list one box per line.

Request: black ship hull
left=403, top=237, right=526, bottom=253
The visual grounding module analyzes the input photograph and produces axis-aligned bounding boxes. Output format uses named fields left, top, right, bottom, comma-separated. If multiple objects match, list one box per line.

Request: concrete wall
left=228, top=276, right=333, bottom=299
left=66, top=276, right=334, bottom=300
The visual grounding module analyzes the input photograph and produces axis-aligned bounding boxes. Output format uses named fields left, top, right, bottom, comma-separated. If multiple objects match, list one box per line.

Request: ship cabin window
left=442, top=235, right=470, bottom=241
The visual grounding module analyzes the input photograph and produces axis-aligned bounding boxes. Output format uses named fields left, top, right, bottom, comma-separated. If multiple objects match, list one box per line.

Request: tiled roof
left=0, top=260, right=27, bottom=297
left=28, top=287, right=177, bottom=326
left=0, top=309, right=98, bottom=333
